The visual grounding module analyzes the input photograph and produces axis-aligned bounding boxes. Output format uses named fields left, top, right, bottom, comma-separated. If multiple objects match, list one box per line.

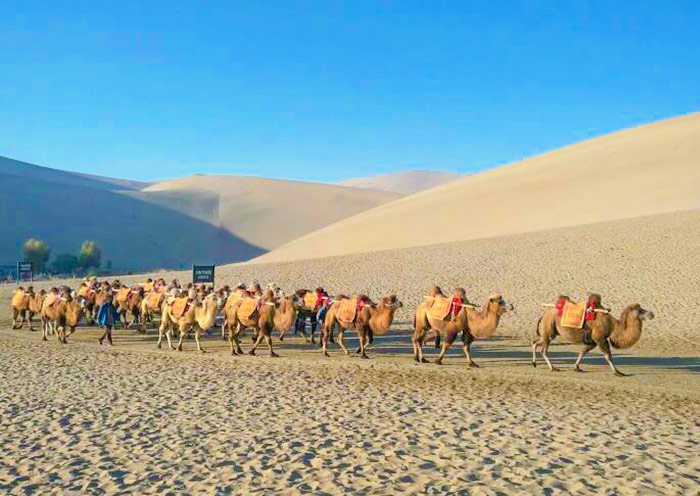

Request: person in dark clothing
left=97, top=287, right=119, bottom=346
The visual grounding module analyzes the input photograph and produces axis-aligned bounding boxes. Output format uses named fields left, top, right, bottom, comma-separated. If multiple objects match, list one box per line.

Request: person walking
left=97, top=286, right=119, bottom=346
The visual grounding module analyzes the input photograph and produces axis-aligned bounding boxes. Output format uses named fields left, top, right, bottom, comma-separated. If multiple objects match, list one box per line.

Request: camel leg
left=194, top=328, right=206, bottom=353
left=41, top=319, right=48, bottom=341
left=337, top=330, right=349, bottom=355
left=265, top=334, right=278, bottom=358
left=599, top=340, right=626, bottom=377
left=321, top=326, right=330, bottom=357
left=28, top=312, right=34, bottom=331
left=461, top=333, right=479, bottom=368
left=540, top=342, right=558, bottom=372
left=357, top=326, right=369, bottom=359
left=157, top=323, right=165, bottom=348
left=11, top=309, right=18, bottom=329
left=249, top=330, right=264, bottom=356
left=228, top=325, right=238, bottom=356
left=531, top=338, right=542, bottom=367
left=235, top=324, right=244, bottom=354
left=435, top=332, right=457, bottom=365
left=176, top=326, right=186, bottom=351
left=573, top=344, right=596, bottom=372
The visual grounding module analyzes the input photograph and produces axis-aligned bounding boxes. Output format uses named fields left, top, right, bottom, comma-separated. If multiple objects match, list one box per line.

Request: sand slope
left=339, top=169, right=463, bottom=194
left=257, top=112, right=700, bottom=263
left=0, top=173, right=263, bottom=270
left=140, top=175, right=401, bottom=250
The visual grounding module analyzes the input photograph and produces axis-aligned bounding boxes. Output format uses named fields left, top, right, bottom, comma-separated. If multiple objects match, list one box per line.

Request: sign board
left=192, top=264, right=215, bottom=285
left=17, top=261, right=33, bottom=282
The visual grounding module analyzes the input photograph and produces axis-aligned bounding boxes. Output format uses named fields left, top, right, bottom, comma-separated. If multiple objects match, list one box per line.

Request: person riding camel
left=584, top=293, right=609, bottom=321
left=450, top=287, right=470, bottom=317
left=154, top=278, right=166, bottom=292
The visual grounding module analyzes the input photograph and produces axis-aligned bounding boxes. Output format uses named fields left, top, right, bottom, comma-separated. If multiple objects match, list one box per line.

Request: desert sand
left=139, top=175, right=401, bottom=250
left=256, top=112, right=700, bottom=263
left=339, top=170, right=463, bottom=194
left=2, top=208, right=699, bottom=494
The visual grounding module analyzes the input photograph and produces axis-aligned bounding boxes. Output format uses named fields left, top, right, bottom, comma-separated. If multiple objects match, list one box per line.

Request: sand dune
left=141, top=175, right=401, bottom=250
left=257, top=112, right=700, bottom=263
left=339, top=169, right=463, bottom=194
left=0, top=173, right=263, bottom=270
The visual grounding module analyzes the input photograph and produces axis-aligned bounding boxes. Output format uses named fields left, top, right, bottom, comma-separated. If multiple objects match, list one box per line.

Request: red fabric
left=316, top=291, right=324, bottom=308
left=357, top=296, right=367, bottom=312
left=451, top=297, right=463, bottom=316
left=585, top=300, right=599, bottom=321
left=555, top=298, right=567, bottom=316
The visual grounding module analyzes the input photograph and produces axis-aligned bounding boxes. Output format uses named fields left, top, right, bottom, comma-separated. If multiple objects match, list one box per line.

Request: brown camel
left=158, top=293, right=223, bottom=353
left=11, top=288, right=45, bottom=331
left=532, top=303, right=654, bottom=376
left=221, top=286, right=247, bottom=339
left=321, top=294, right=377, bottom=358
left=116, top=287, right=144, bottom=329
left=274, top=293, right=301, bottom=341
left=139, top=290, right=166, bottom=331
left=225, top=290, right=278, bottom=357
left=41, top=294, right=83, bottom=343
left=412, top=292, right=510, bottom=366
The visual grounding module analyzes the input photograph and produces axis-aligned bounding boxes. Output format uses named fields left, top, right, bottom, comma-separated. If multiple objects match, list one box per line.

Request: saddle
left=146, top=291, right=163, bottom=308
left=171, top=297, right=190, bottom=320
left=238, top=297, right=259, bottom=320
left=116, top=288, right=131, bottom=304
left=337, top=298, right=358, bottom=324
left=143, top=282, right=154, bottom=292
left=428, top=296, right=452, bottom=321
left=560, top=301, right=587, bottom=329
left=43, top=293, right=59, bottom=309
left=11, top=290, right=27, bottom=308
left=303, top=292, right=318, bottom=310
left=225, top=291, right=244, bottom=311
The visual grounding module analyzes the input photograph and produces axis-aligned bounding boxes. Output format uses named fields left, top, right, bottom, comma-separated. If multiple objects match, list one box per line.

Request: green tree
left=23, top=238, right=50, bottom=273
left=79, top=241, right=102, bottom=269
left=50, top=254, right=79, bottom=275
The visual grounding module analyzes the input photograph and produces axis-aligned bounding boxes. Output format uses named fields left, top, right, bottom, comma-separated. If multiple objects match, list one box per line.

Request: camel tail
left=535, top=316, right=543, bottom=338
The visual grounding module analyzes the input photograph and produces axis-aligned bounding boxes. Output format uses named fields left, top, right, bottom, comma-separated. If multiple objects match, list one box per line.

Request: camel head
left=622, top=304, right=655, bottom=323
left=487, top=294, right=509, bottom=315
left=380, top=294, right=403, bottom=310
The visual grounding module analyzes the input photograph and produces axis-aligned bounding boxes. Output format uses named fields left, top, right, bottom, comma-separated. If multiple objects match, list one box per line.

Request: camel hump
left=116, top=287, right=131, bottom=303
left=11, top=290, right=27, bottom=307
left=560, top=301, right=587, bottom=329
left=428, top=296, right=452, bottom=321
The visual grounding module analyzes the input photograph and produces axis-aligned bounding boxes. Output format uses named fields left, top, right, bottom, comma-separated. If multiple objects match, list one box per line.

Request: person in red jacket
left=450, top=287, right=468, bottom=317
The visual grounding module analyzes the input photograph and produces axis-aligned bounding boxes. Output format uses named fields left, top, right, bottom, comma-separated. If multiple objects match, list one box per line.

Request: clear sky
left=1, top=1, right=698, bottom=183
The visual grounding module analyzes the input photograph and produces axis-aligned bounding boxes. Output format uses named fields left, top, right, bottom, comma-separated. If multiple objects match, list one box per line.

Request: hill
left=137, top=175, right=401, bottom=250
left=339, top=170, right=463, bottom=194
left=254, top=112, right=700, bottom=263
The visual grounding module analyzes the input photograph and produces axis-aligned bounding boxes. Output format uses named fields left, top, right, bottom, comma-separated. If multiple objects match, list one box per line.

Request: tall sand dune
left=339, top=169, right=463, bottom=194
left=141, top=175, right=401, bottom=250
left=257, top=112, right=700, bottom=263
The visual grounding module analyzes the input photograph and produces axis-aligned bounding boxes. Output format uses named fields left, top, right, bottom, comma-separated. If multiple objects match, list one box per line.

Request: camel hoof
left=279, top=336, right=284, bottom=341
left=614, top=371, right=628, bottom=377
left=550, top=367, right=560, bottom=372
left=531, top=362, right=537, bottom=368
left=468, top=363, right=480, bottom=369
left=323, top=352, right=330, bottom=357
left=421, top=358, right=429, bottom=363
left=344, top=351, right=350, bottom=356
left=360, top=354, right=369, bottom=360
left=199, top=350, right=207, bottom=354
left=435, top=360, right=443, bottom=366
left=574, top=368, right=585, bottom=373
left=271, top=353, right=279, bottom=358
left=248, top=351, right=256, bottom=356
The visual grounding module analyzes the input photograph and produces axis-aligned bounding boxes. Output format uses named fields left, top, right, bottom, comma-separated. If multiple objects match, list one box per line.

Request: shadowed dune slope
left=256, top=112, right=700, bottom=263
left=141, top=175, right=402, bottom=249
left=339, top=170, right=463, bottom=194
left=0, top=173, right=263, bottom=270
left=1, top=155, right=146, bottom=191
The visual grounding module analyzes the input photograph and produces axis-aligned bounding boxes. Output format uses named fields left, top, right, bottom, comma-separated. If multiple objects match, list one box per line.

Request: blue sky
left=1, top=1, right=698, bottom=183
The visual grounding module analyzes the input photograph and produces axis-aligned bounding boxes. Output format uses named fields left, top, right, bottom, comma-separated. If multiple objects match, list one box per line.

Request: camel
left=321, top=294, right=377, bottom=359
left=139, top=290, right=166, bottom=331
left=412, top=292, right=510, bottom=366
left=532, top=302, right=654, bottom=376
left=225, top=290, right=278, bottom=357
left=274, top=293, right=301, bottom=341
left=11, top=288, right=45, bottom=331
left=41, top=294, right=83, bottom=343
left=157, top=293, right=222, bottom=353
left=221, top=286, right=247, bottom=339
left=116, top=287, right=144, bottom=329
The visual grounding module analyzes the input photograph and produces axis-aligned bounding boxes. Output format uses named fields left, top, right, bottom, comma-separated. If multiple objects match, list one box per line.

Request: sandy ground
left=1, top=209, right=699, bottom=494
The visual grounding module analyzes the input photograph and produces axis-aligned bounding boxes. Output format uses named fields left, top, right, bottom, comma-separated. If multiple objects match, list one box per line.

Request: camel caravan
left=8, top=277, right=655, bottom=375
